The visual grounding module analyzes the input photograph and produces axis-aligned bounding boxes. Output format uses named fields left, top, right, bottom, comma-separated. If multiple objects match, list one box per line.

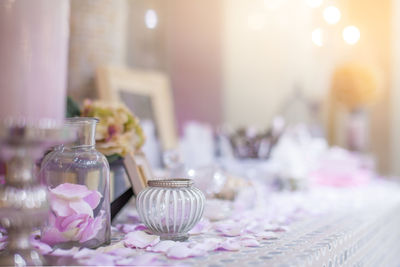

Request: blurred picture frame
left=96, top=65, right=178, bottom=150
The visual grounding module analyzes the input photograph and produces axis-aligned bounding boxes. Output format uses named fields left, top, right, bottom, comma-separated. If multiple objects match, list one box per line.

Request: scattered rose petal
left=79, top=253, right=116, bottom=266
left=217, top=239, right=241, bottom=251
left=51, top=247, right=79, bottom=256
left=146, top=240, right=179, bottom=253
left=189, top=238, right=221, bottom=252
left=166, top=243, right=206, bottom=259
left=116, top=253, right=162, bottom=266
left=107, top=247, right=135, bottom=257
left=124, top=231, right=160, bottom=249
left=189, top=218, right=211, bottom=235
left=214, top=220, right=244, bottom=237
left=240, top=238, right=260, bottom=247
left=255, top=231, right=278, bottom=239
left=73, top=248, right=97, bottom=259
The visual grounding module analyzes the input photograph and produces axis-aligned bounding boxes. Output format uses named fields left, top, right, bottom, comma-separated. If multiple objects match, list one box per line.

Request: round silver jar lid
left=147, top=178, right=194, bottom=188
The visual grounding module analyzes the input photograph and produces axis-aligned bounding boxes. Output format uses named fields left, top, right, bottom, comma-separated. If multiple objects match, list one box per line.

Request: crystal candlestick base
left=0, top=123, right=71, bottom=266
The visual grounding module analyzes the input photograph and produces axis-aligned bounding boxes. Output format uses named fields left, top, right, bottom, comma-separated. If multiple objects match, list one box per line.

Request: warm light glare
left=264, top=0, right=285, bottom=10
left=323, top=6, right=341, bottom=25
left=343, top=26, right=360, bottom=45
left=248, top=13, right=265, bottom=30
left=312, top=28, right=324, bottom=47
left=306, top=0, right=323, bottom=8
left=145, top=9, right=158, bottom=29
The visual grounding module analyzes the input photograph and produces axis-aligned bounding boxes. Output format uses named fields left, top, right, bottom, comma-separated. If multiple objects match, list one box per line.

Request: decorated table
left=27, top=179, right=400, bottom=266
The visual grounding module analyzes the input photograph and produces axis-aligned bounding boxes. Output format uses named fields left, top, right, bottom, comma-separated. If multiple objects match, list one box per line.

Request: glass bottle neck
left=64, top=117, right=97, bottom=148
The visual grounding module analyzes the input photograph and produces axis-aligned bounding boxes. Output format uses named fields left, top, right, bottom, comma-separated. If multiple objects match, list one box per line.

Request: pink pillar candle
left=0, top=0, right=69, bottom=127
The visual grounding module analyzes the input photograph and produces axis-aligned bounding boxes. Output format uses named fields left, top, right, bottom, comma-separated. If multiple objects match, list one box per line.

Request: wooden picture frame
left=96, top=65, right=178, bottom=150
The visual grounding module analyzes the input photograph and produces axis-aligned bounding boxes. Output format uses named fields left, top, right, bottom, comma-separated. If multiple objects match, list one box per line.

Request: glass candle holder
left=136, top=179, right=205, bottom=241
left=40, top=118, right=110, bottom=249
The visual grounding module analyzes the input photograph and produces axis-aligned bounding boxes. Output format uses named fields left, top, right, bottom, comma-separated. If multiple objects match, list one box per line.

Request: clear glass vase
left=136, top=179, right=205, bottom=241
left=40, top=118, right=111, bottom=249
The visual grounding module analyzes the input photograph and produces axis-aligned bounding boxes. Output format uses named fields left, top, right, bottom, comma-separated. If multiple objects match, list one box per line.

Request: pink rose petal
left=239, top=237, right=260, bottom=247
left=214, top=221, right=244, bottom=237
left=83, top=191, right=102, bottom=209
left=31, top=239, right=53, bottom=254
left=80, top=253, right=116, bottom=266
left=69, top=200, right=94, bottom=217
left=73, top=248, right=97, bottom=259
left=166, top=243, right=206, bottom=259
left=124, top=231, right=160, bottom=249
left=50, top=183, right=92, bottom=200
left=107, top=247, right=135, bottom=257
left=255, top=232, right=278, bottom=239
left=217, top=239, right=241, bottom=251
left=146, top=240, right=179, bottom=253
left=51, top=247, right=79, bottom=256
left=80, top=213, right=104, bottom=243
left=116, top=253, right=162, bottom=266
left=189, top=238, right=221, bottom=252
left=50, top=197, right=73, bottom=217
left=189, top=218, right=211, bottom=235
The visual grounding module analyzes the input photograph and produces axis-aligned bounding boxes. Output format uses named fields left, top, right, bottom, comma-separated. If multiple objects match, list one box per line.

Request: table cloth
left=33, top=180, right=400, bottom=266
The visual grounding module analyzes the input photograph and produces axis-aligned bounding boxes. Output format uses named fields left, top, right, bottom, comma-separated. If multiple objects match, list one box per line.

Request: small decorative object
left=136, top=179, right=205, bottom=241
left=329, top=62, right=381, bottom=151
left=228, top=117, right=284, bottom=159
left=40, top=118, right=111, bottom=248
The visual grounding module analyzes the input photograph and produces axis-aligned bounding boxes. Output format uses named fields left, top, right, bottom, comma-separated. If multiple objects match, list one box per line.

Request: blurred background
left=66, top=0, right=398, bottom=176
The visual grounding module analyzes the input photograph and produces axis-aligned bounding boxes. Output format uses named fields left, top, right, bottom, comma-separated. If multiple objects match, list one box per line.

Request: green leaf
left=106, top=153, right=123, bottom=164
left=66, top=96, right=81, bottom=117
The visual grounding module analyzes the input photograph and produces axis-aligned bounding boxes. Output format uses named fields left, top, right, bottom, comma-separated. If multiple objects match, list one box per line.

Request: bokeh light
left=323, top=6, right=341, bottom=25
left=306, top=0, right=323, bottom=8
left=145, top=9, right=158, bottom=29
left=343, top=26, right=360, bottom=45
left=312, top=28, right=324, bottom=47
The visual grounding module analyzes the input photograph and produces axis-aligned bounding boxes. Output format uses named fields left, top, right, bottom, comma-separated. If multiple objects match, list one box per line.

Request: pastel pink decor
left=0, top=0, right=69, bottom=126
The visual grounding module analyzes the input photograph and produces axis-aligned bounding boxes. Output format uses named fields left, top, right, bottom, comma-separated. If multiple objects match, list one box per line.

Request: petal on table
left=124, top=231, right=160, bottom=249
left=51, top=247, right=79, bottom=256
left=189, top=238, right=221, bottom=252
left=73, top=248, right=97, bottom=259
left=189, top=218, right=211, bottom=235
left=50, top=183, right=92, bottom=200
left=214, top=221, right=243, bottom=237
left=166, top=243, right=206, bottom=259
left=116, top=254, right=162, bottom=266
left=79, top=253, right=116, bottom=266
left=255, top=231, right=278, bottom=239
left=146, top=240, right=179, bottom=253
left=217, top=239, right=241, bottom=251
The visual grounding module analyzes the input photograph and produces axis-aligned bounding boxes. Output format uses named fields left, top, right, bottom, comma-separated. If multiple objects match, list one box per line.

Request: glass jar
left=136, top=178, right=205, bottom=241
left=40, top=118, right=110, bottom=248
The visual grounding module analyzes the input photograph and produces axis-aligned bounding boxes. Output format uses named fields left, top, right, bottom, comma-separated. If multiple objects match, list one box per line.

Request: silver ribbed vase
left=136, top=179, right=205, bottom=241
